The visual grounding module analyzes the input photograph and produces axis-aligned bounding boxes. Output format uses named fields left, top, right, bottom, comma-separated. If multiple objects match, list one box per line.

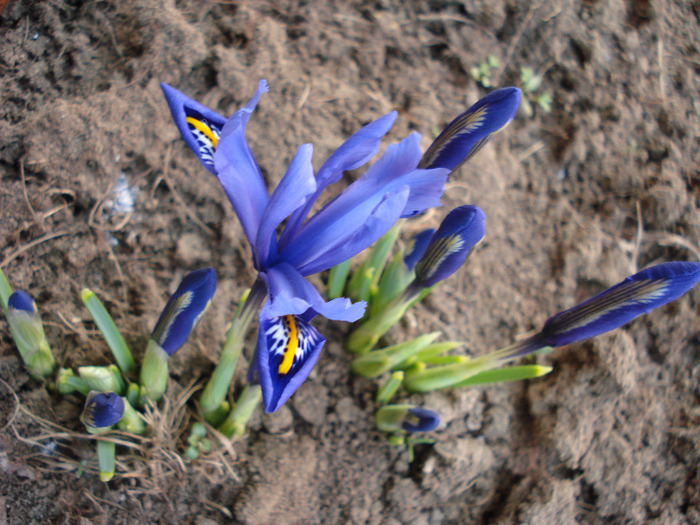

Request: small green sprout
left=520, top=67, right=552, bottom=117
left=470, top=54, right=500, bottom=88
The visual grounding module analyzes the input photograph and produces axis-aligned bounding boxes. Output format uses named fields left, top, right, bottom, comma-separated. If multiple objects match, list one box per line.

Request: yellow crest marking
left=278, top=315, right=299, bottom=375
left=185, top=116, right=219, bottom=149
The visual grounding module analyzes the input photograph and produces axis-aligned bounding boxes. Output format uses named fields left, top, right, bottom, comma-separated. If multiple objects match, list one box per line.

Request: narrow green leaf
left=81, top=289, right=135, bottom=374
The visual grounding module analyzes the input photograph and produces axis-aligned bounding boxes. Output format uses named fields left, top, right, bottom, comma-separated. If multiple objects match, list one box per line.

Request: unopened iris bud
left=538, top=261, right=700, bottom=348
left=375, top=404, right=440, bottom=433
left=419, top=86, right=521, bottom=171
left=140, top=268, right=217, bottom=403
left=81, top=391, right=124, bottom=482
left=414, top=205, right=485, bottom=288
left=81, top=391, right=125, bottom=431
left=151, top=268, right=217, bottom=356
left=405, top=261, right=700, bottom=392
left=7, top=290, right=55, bottom=377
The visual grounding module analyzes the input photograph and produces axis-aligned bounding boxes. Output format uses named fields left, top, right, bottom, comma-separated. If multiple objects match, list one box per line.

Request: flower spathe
left=162, top=80, right=449, bottom=412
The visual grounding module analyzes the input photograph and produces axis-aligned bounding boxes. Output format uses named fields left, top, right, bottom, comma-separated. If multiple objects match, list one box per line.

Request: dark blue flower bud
left=151, top=268, right=217, bottom=356
left=414, top=205, right=485, bottom=288
left=540, top=261, right=700, bottom=347
left=419, top=87, right=521, bottom=171
left=81, top=391, right=125, bottom=429
left=375, top=404, right=440, bottom=433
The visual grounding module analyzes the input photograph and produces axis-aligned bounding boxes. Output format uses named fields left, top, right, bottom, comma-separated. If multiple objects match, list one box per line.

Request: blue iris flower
left=161, top=80, right=449, bottom=412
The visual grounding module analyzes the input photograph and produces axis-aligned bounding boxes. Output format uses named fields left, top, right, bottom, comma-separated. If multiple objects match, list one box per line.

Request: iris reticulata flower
left=162, top=80, right=450, bottom=412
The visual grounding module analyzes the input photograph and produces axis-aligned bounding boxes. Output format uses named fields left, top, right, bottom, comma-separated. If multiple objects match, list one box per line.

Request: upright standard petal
left=414, top=205, right=486, bottom=288
left=295, top=187, right=409, bottom=276
left=151, top=268, right=217, bottom=355
left=213, top=79, right=270, bottom=248
left=280, top=133, right=448, bottom=272
left=539, top=261, right=700, bottom=347
left=254, top=144, right=317, bottom=270
left=257, top=307, right=326, bottom=413
left=280, top=112, right=398, bottom=245
left=419, top=87, right=521, bottom=171
left=160, top=83, right=227, bottom=175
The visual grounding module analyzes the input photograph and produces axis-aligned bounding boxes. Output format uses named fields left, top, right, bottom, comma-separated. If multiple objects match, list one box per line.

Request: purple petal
left=160, top=83, right=228, bottom=175
left=295, top=188, right=409, bottom=276
left=280, top=112, right=398, bottom=245
left=280, top=133, right=447, bottom=271
left=213, top=79, right=270, bottom=247
left=255, top=144, right=317, bottom=269
left=262, top=263, right=365, bottom=322
left=256, top=309, right=326, bottom=412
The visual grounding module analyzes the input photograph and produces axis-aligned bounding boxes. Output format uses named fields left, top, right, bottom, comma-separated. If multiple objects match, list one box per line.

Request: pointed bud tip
left=8, top=290, right=36, bottom=313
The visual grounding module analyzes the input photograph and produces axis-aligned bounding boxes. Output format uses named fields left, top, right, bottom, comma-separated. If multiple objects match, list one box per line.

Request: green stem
left=96, top=439, right=116, bottom=482
left=0, top=267, right=13, bottom=317
left=403, top=336, right=548, bottom=392
left=327, top=259, right=352, bottom=300
left=199, top=280, right=266, bottom=419
left=218, top=384, right=263, bottom=437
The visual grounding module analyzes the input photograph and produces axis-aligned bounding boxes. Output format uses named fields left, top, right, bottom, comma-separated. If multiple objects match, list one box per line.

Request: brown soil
left=1, top=0, right=699, bottom=524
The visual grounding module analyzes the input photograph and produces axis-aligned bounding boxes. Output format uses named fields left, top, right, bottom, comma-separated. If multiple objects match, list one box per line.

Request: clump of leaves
left=520, top=67, right=552, bottom=116
left=470, top=54, right=500, bottom=88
